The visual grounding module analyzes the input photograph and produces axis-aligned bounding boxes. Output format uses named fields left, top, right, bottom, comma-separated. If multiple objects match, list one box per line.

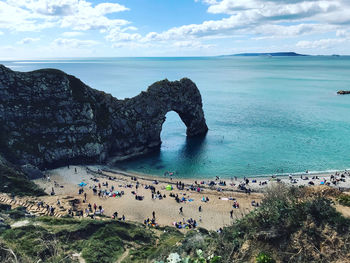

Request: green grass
left=216, top=185, right=350, bottom=262
left=80, top=224, right=124, bottom=263
left=0, top=216, right=158, bottom=263
left=2, top=225, right=56, bottom=261
left=123, top=227, right=183, bottom=262
left=256, top=251, right=276, bottom=263
left=338, top=194, right=350, bottom=207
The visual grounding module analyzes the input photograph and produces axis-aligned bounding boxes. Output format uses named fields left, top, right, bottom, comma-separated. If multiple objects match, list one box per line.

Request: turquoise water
left=3, top=56, right=350, bottom=178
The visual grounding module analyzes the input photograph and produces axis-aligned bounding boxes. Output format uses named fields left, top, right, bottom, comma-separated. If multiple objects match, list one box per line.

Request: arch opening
left=160, top=111, right=187, bottom=150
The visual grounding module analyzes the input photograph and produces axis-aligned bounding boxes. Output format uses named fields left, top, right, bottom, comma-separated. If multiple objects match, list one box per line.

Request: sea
left=2, top=56, right=350, bottom=178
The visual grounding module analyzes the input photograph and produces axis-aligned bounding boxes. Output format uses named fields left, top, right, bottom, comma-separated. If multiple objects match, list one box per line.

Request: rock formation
left=337, top=90, right=350, bottom=95
left=0, top=64, right=208, bottom=168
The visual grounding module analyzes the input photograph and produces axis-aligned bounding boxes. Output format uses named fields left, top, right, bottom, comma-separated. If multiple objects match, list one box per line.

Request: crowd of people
left=174, top=218, right=197, bottom=229
left=41, top=166, right=269, bottom=230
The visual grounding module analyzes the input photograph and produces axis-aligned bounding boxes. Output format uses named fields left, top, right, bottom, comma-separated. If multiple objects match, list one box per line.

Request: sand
left=32, top=165, right=350, bottom=231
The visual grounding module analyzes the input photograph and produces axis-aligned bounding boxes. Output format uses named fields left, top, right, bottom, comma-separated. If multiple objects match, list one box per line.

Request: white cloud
left=94, top=3, right=129, bottom=15
left=252, top=23, right=338, bottom=39
left=17, top=37, right=40, bottom=44
left=52, top=38, right=99, bottom=48
left=296, top=38, right=346, bottom=49
left=173, top=40, right=214, bottom=49
left=206, top=0, right=340, bottom=17
left=106, top=29, right=142, bottom=42
left=61, top=31, right=84, bottom=37
left=0, top=0, right=130, bottom=32
left=127, top=0, right=348, bottom=48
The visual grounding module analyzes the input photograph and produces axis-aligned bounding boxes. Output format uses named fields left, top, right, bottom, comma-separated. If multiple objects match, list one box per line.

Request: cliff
left=0, top=64, right=208, bottom=168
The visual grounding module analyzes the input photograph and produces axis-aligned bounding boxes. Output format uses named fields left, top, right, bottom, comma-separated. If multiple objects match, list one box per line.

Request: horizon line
left=1, top=53, right=349, bottom=61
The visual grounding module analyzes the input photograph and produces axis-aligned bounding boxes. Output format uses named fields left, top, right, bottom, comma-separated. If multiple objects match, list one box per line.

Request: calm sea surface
left=3, top=56, right=350, bottom=178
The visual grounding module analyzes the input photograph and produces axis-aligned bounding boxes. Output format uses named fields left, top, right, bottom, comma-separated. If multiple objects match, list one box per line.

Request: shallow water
left=3, top=56, right=350, bottom=178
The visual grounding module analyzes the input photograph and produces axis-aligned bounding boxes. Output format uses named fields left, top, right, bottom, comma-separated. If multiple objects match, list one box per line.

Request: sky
left=1, top=0, right=350, bottom=58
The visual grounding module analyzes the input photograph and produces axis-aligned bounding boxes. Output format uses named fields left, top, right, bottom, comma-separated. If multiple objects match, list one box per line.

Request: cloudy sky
left=0, top=0, right=350, bottom=58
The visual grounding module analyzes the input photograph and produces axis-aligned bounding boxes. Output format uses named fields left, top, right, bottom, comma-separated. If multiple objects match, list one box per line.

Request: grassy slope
left=0, top=185, right=349, bottom=263
left=214, top=185, right=350, bottom=262
left=0, top=214, right=186, bottom=263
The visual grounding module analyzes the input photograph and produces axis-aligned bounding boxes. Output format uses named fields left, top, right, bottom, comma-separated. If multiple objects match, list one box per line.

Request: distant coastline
left=224, top=52, right=346, bottom=57
left=229, top=52, right=308, bottom=57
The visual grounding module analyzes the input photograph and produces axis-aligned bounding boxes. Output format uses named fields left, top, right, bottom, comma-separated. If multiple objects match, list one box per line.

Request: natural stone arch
left=109, top=78, right=209, bottom=162
left=0, top=65, right=208, bottom=167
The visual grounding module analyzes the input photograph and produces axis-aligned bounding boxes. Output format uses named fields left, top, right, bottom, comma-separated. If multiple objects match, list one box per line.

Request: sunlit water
left=3, top=56, right=350, bottom=178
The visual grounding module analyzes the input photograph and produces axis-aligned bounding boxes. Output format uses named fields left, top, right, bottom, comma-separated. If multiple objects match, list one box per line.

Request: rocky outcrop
left=337, top=90, right=350, bottom=95
left=0, top=64, right=208, bottom=168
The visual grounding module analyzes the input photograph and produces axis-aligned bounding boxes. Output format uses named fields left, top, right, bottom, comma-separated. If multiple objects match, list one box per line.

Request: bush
left=338, top=194, right=350, bottom=207
left=79, top=224, right=127, bottom=263
left=256, top=252, right=275, bottom=263
left=6, top=206, right=27, bottom=219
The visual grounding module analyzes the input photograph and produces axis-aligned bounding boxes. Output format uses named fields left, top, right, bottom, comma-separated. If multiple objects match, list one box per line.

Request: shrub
left=256, top=251, right=275, bottom=263
left=6, top=206, right=27, bottom=219
left=338, top=194, right=350, bottom=207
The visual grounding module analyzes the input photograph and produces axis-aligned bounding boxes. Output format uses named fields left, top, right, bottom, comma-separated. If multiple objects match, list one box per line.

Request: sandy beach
left=28, top=165, right=350, bottom=231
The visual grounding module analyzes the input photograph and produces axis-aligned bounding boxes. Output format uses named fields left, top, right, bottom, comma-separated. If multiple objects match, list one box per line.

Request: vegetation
left=214, top=184, right=350, bottom=262
left=338, top=193, right=350, bottom=207
left=0, top=184, right=349, bottom=263
left=256, top=252, right=275, bottom=263
left=0, top=161, right=45, bottom=197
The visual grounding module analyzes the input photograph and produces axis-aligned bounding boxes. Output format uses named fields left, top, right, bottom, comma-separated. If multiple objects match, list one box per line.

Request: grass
left=0, top=216, right=158, bottom=263
left=122, top=227, right=184, bottom=262
left=80, top=225, right=124, bottom=263
left=338, top=194, right=350, bottom=207
left=215, top=184, right=350, bottom=262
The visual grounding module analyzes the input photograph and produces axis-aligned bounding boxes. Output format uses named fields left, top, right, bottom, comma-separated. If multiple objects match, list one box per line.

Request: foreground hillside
left=0, top=183, right=349, bottom=263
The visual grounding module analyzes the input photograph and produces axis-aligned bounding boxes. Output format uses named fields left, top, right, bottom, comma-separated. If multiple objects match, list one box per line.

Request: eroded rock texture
left=0, top=64, right=208, bottom=168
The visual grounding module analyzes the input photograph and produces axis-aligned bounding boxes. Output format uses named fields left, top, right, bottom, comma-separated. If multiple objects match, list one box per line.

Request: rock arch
left=108, top=78, right=208, bottom=161
left=0, top=65, right=208, bottom=167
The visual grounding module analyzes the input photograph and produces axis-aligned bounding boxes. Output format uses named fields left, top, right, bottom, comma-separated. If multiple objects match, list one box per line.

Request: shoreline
left=110, top=164, right=350, bottom=180
left=95, top=165, right=350, bottom=192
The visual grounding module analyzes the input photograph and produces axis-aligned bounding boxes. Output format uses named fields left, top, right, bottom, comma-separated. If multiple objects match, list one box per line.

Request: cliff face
left=0, top=65, right=208, bottom=168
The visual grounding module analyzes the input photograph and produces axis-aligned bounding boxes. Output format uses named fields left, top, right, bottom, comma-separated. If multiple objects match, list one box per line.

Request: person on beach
left=230, top=210, right=233, bottom=218
left=179, top=207, right=183, bottom=214
left=113, top=211, right=118, bottom=219
left=152, top=211, right=156, bottom=219
left=199, top=206, right=202, bottom=212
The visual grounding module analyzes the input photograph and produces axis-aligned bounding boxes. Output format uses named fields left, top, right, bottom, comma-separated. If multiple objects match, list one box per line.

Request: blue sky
left=1, top=0, right=350, bottom=58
